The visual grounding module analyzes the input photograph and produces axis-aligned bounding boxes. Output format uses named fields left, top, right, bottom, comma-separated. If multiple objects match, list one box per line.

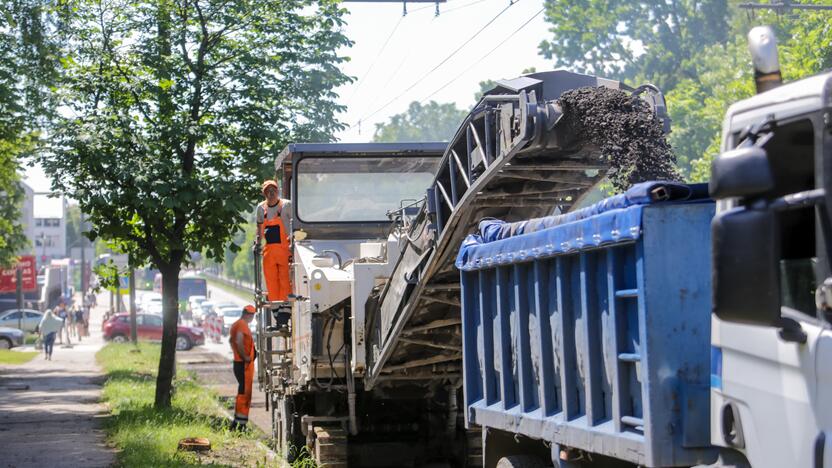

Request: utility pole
left=80, top=211, right=87, bottom=295
left=129, top=265, right=137, bottom=345
left=16, top=268, right=23, bottom=330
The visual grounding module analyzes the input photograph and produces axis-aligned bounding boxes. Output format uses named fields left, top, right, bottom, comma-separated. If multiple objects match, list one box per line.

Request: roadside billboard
left=0, top=256, right=37, bottom=293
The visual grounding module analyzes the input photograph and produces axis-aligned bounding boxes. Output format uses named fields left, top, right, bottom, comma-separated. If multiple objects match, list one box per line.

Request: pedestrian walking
left=74, top=307, right=85, bottom=342
left=38, top=309, right=64, bottom=360
left=230, top=305, right=257, bottom=430
left=55, top=300, right=69, bottom=345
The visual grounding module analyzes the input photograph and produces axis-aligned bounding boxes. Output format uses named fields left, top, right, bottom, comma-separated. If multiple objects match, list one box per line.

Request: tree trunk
left=154, top=264, right=180, bottom=408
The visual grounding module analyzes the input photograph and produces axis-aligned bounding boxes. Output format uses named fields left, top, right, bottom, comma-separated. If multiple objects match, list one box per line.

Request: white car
left=194, top=301, right=215, bottom=325
left=188, top=295, right=207, bottom=317
left=138, top=292, right=162, bottom=311
left=218, top=306, right=242, bottom=335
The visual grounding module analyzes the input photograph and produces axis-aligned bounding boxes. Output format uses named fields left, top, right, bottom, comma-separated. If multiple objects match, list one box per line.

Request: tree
left=676, top=7, right=832, bottom=181
left=374, top=101, right=467, bottom=142
left=0, top=1, right=56, bottom=267
left=539, top=1, right=731, bottom=90
left=42, top=0, right=352, bottom=407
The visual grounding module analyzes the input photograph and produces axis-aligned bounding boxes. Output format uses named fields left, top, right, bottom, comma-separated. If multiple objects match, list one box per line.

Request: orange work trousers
left=263, top=250, right=290, bottom=301
left=233, top=360, right=254, bottom=425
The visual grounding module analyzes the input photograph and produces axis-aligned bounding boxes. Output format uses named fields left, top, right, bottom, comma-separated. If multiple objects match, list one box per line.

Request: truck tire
left=0, top=337, right=12, bottom=349
left=496, top=455, right=549, bottom=468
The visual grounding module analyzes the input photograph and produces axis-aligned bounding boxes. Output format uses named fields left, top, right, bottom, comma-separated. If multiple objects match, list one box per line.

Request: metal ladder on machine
left=252, top=238, right=293, bottom=417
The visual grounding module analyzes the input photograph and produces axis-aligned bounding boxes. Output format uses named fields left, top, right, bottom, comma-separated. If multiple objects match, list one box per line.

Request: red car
left=102, top=313, right=204, bottom=350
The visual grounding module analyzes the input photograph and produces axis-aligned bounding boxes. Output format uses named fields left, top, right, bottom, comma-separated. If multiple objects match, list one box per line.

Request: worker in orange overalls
left=230, top=304, right=257, bottom=429
left=256, top=180, right=292, bottom=301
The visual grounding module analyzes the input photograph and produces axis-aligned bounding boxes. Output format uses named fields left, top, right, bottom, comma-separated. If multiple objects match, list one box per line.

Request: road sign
left=119, top=276, right=129, bottom=295
left=0, top=256, right=37, bottom=293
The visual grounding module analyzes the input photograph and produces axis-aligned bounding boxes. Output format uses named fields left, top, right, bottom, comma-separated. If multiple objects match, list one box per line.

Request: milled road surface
left=0, top=294, right=115, bottom=468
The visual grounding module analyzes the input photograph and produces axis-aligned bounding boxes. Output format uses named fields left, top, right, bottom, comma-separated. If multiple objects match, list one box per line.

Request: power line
left=344, top=0, right=471, bottom=118
left=419, top=6, right=543, bottom=104
left=345, top=14, right=405, bottom=108
left=350, top=0, right=518, bottom=129
left=439, top=0, right=489, bottom=15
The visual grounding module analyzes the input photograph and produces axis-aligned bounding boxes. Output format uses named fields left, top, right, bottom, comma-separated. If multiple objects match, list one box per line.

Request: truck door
left=711, top=114, right=832, bottom=467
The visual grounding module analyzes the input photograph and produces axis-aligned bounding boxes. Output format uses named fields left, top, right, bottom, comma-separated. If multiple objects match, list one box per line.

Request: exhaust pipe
left=748, top=26, right=782, bottom=94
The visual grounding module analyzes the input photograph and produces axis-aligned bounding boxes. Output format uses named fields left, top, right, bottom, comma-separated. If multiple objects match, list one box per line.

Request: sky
left=24, top=0, right=553, bottom=190
left=334, top=0, right=552, bottom=142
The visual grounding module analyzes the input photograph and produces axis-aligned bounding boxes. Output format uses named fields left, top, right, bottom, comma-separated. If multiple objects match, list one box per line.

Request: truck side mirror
left=712, top=206, right=781, bottom=326
left=709, top=146, right=775, bottom=199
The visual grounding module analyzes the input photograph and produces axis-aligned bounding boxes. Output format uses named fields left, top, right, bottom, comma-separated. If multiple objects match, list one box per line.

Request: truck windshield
left=296, top=157, right=439, bottom=222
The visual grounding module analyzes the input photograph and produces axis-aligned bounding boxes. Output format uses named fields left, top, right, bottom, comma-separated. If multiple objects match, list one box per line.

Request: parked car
left=0, top=327, right=25, bottom=349
left=0, top=309, right=43, bottom=333
left=102, top=313, right=204, bottom=350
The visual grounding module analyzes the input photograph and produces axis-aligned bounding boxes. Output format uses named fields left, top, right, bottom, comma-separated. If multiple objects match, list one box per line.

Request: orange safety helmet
left=243, top=304, right=256, bottom=315
left=261, top=180, right=278, bottom=194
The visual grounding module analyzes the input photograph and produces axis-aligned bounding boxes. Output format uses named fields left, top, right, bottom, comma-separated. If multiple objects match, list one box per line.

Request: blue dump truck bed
left=456, top=182, right=717, bottom=467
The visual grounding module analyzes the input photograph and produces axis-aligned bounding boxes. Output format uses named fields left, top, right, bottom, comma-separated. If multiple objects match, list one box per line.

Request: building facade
left=32, top=194, right=67, bottom=267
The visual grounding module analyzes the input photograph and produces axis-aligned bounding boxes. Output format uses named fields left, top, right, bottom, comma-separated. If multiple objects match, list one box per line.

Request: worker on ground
left=230, top=304, right=257, bottom=429
left=256, top=180, right=292, bottom=301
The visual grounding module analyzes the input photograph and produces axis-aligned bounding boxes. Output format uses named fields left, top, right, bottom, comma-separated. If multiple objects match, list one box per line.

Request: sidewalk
left=0, top=294, right=115, bottom=468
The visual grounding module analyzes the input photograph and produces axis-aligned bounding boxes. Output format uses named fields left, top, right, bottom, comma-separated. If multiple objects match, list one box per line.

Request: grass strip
left=97, top=342, right=274, bottom=467
left=200, top=275, right=252, bottom=301
left=0, top=349, right=38, bottom=365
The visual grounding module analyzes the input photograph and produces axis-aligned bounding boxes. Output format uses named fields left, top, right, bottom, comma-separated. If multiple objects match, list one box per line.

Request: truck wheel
left=0, top=337, right=12, bottom=349
left=496, top=455, right=549, bottom=468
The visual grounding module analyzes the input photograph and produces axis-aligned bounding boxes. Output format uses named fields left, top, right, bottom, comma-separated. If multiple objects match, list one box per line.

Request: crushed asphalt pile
left=558, top=86, right=682, bottom=191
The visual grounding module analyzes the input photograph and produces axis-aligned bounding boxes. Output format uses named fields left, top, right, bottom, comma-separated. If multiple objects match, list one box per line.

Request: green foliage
left=41, top=0, right=351, bottom=407
left=373, top=101, right=467, bottom=142
left=96, top=343, right=272, bottom=467
left=0, top=1, right=56, bottom=267
left=0, top=349, right=38, bottom=364
left=43, top=0, right=352, bottom=271
left=231, top=221, right=256, bottom=284
left=540, top=2, right=832, bottom=181
left=539, top=0, right=731, bottom=90
left=0, top=144, right=28, bottom=267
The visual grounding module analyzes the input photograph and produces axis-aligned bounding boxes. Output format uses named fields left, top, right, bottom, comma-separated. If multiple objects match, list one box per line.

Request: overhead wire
left=349, top=0, right=519, bottom=130
left=344, top=14, right=405, bottom=108
left=418, top=6, right=544, bottom=104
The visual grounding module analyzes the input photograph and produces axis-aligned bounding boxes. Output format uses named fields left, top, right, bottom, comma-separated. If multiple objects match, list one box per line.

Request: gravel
left=558, top=86, right=681, bottom=191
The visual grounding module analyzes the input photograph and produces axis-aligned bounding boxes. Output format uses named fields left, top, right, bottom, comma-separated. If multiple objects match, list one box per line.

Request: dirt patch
left=175, top=437, right=274, bottom=466
left=558, top=86, right=681, bottom=191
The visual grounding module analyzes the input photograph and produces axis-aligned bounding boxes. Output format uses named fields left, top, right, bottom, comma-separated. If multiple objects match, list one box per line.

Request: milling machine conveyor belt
left=364, top=70, right=669, bottom=388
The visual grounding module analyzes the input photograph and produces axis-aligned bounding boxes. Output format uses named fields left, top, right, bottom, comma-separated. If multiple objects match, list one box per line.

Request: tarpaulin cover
left=456, top=181, right=708, bottom=271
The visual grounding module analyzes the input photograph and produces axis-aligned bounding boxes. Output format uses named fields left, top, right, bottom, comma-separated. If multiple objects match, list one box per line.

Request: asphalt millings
left=558, top=86, right=682, bottom=191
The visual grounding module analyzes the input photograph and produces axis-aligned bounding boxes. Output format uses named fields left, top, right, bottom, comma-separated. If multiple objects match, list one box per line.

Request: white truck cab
left=709, top=27, right=832, bottom=468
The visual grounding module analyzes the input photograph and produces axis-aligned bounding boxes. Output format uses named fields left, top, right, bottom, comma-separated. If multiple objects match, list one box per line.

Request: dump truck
left=458, top=27, right=832, bottom=467
left=253, top=71, right=670, bottom=466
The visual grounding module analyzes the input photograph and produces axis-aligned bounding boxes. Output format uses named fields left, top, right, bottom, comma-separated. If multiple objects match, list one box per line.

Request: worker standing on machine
left=230, top=304, right=257, bottom=429
left=256, top=179, right=292, bottom=301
